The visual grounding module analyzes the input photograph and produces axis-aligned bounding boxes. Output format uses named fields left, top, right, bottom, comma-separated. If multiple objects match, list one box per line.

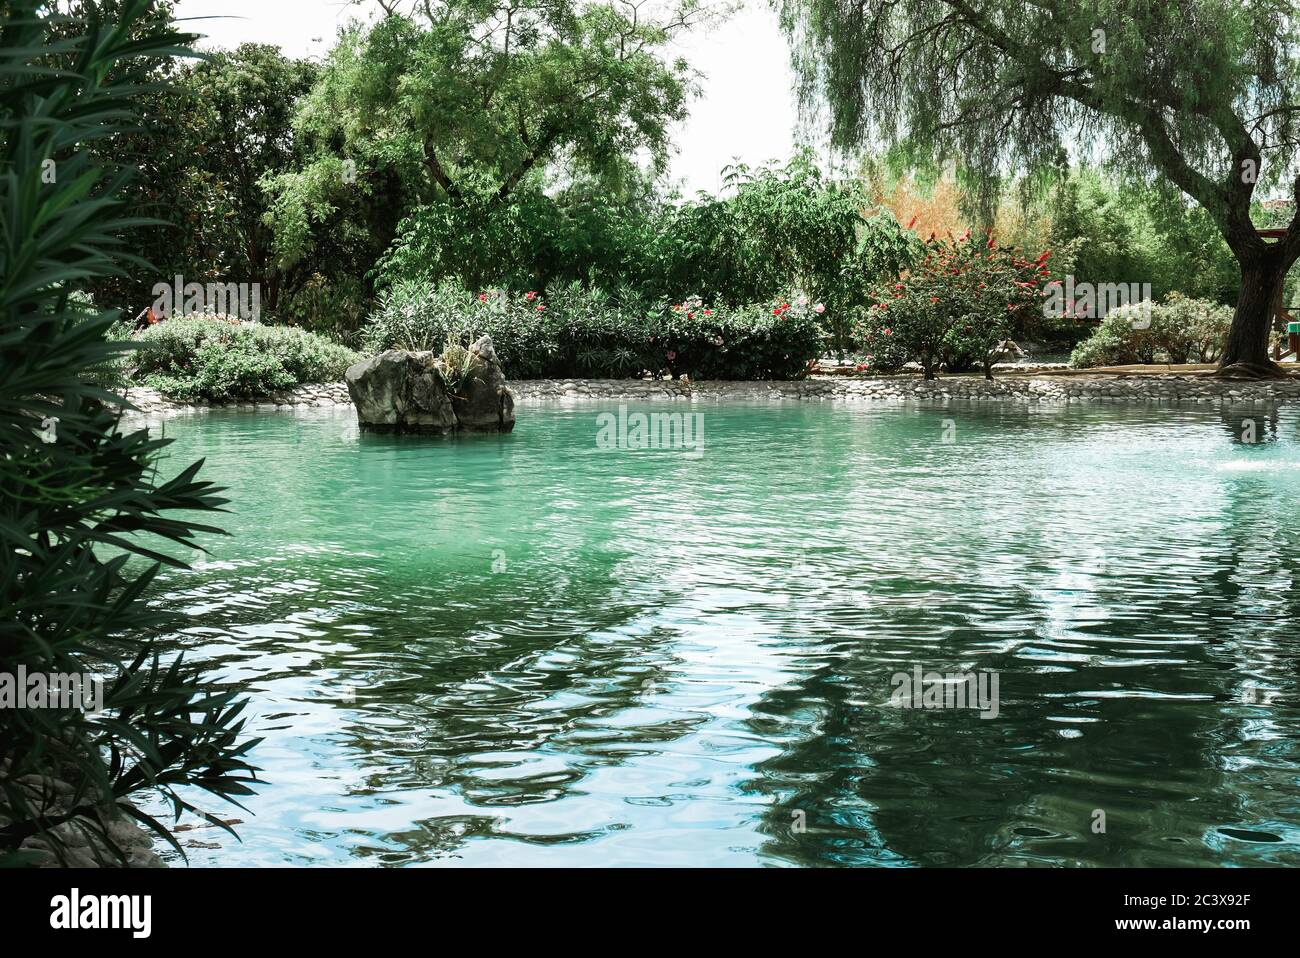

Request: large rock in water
left=345, top=335, right=515, bottom=434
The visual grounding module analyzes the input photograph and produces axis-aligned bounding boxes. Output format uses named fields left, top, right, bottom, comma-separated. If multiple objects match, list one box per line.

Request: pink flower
left=478, top=292, right=488, bottom=302
left=883, top=328, right=892, bottom=335
left=813, top=303, right=825, bottom=314
left=667, top=350, right=677, bottom=361
left=525, top=291, right=537, bottom=301
left=536, top=304, right=545, bottom=312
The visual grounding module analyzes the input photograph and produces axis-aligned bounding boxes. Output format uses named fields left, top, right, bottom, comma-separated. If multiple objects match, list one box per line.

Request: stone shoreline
left=117, top=373, right=1300, bottom=418
left=512, top=375, right=1300, bottom=404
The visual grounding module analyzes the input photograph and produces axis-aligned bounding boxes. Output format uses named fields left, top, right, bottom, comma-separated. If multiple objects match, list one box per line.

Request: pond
left=144, top=400, right=1300, bottom=866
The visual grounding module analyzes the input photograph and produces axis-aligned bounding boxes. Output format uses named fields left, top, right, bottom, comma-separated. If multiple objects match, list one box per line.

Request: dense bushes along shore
left=363, top=283, right=826, bottom=381
left=113, top=316, right=361, bottom=403
left=107, top=286, right=825, bottom=401
left=107, top=286, right=1243, bottom=404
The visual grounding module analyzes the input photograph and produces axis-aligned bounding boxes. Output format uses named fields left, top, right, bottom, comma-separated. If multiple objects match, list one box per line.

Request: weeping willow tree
left=778, top=0, right=1300, bottom=378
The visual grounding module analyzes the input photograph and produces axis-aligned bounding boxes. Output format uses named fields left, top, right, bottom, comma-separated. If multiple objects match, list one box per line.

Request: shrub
left=127, top=316, right=361, bottom=402
left=363, top=281, right=825, bottom=380
left=660, top=295, right=826, bottom=380
left=375, top=154, right=916, bottom=354
left=859, top=232, right=1047, bottom=378
left=2, top=0, right=258, bottom=867
left=1068, top=295, right=1232, bottom=367
left=270, top=275, right=368, bottom=347
left=855, top=310, right=911, bottom=372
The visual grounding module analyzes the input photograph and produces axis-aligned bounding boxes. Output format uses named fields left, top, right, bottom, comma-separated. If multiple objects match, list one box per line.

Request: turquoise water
left=145, top=400, right=1300, bottom=867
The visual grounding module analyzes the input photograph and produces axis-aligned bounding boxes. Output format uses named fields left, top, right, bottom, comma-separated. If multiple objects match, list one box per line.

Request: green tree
left=267, top=0, right=710, bottom=286
left=1046, top=168, right=1239, bottom=306
left=779, top=0, right=1300, bottom=377
left=81, top=41, right=323, bottom=314
left=1, top=0, right=259, bottom=864
left=645, top=153, right=916, bottom=347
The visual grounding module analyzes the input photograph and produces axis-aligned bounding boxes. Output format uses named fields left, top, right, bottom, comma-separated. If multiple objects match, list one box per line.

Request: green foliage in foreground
left=0, top=0, right=260, bottom=866
left=126, top=317, right=361, bottom=402
left=364, top=282, right=825, bottom=380
left=1069, top=295, right=1236, bottom=368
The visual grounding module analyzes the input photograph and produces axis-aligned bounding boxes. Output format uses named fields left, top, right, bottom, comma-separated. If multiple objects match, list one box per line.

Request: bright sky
left=172, top=0, right=802, bottom=195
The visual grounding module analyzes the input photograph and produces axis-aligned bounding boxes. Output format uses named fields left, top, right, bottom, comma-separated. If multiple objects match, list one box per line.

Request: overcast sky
left=173, top=0, right=803, bottom=195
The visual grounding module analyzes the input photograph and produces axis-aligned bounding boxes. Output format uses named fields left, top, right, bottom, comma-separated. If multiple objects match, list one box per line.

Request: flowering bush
left=858, top=231, right=1048, bottom=378
left=364, top=281, right=824, bottom=380
left=658, top=294, right=825, bottom=379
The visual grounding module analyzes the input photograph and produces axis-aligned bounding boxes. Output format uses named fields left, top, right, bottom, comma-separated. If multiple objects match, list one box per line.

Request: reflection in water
left=139, top=400, right=1300, bottom=866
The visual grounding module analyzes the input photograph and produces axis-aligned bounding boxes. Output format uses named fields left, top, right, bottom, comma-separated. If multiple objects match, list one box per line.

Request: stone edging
left=509, top=375, right=1300, bottom=405
left=122, top=382, right=352, bottom=416
left=119, top=374, right=1300, bottom=417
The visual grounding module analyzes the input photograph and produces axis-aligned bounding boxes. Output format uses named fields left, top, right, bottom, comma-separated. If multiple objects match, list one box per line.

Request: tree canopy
left=265, top=0, right=710, bottom=275
left=779, top=0, right=1300, bottom=375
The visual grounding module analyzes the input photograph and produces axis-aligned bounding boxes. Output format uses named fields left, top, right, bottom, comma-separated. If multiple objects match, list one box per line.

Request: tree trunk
left=1217, top=246, right=1296, bottom=379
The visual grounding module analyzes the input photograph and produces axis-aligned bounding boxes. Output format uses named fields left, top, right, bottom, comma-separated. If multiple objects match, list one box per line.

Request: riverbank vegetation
left=11, top=0, right=1298, bottom=424
left=57, top=0, right=1297, bottom=395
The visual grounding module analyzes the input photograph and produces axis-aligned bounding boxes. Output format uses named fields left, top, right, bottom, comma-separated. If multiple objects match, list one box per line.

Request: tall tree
left=778, top=0, right=1300, bottom=378
left=265, top=0, right=713, bottom=278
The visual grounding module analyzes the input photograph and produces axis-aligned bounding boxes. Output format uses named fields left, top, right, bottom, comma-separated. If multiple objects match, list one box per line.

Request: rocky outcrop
left=345, top=335, right=516, bottom=434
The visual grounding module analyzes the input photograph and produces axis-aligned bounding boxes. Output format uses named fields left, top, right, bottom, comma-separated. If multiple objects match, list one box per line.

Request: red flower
left=478, top=292, right=488, bottom=302
left=536, top=304, right=545, bottom=312
left=525, top=291, right=537, bottom=300
left=883, top=327, right=892, bottom=335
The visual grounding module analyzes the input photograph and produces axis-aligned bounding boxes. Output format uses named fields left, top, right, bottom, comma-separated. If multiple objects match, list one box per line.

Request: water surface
left=143, top=399, right=1300, bottom=866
